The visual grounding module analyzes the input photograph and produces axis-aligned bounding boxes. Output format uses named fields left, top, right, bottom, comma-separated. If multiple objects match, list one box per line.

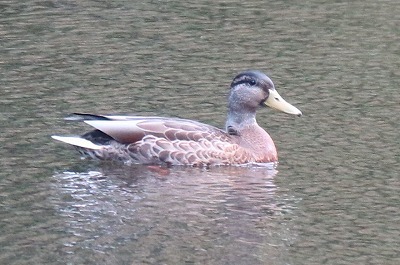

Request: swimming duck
left=52, top=70, right=301, bottom=166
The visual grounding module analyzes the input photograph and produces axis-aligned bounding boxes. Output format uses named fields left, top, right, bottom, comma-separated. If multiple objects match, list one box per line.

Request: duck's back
left=54, top=114, right=253, bottom=166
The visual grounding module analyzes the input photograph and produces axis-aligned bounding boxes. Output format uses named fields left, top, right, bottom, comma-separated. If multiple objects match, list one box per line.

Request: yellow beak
left=264, top=89, right=302, bottom=116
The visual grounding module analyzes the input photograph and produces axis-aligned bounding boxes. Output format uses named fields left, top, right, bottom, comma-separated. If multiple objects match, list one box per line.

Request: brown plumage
left=52, top=70, right=301, bottom=166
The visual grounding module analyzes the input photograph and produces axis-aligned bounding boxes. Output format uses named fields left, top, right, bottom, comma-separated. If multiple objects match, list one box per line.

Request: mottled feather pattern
left=78, top=132, right=251, bottom=166
left=127, top=135, right=246, bottom=166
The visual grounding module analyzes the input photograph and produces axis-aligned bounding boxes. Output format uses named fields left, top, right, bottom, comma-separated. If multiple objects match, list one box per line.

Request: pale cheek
left=250, top=90, right=267, bottom=106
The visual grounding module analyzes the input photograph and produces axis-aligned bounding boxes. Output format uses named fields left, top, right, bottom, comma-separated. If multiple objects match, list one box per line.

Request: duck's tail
left=51, top=135, right=102, bottom=150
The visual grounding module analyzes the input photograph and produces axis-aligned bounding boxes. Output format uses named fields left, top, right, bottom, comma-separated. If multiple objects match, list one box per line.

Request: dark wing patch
left=65, top=113, right=111, bottom=121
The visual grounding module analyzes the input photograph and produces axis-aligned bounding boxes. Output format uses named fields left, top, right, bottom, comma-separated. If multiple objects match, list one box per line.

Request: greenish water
left=0, top=0, right=399, bottom=264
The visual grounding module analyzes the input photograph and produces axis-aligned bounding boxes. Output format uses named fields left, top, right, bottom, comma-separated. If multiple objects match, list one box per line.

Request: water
left=1, top=0, right=399, bottom=264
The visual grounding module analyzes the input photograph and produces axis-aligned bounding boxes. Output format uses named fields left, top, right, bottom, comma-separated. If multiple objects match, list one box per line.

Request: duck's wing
left=68, top=113, right=233, bottom=145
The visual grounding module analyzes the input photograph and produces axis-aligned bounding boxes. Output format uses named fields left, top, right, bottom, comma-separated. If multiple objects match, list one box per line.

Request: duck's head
left=229, top=70, right=302, bottom=117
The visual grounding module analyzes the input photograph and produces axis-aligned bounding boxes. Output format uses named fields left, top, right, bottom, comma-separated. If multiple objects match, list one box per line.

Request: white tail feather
left=51, top=136, right=102, bottom=150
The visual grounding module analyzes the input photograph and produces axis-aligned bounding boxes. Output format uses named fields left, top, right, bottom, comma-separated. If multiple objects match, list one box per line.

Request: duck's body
left=52, top=70, right=301, bottom=166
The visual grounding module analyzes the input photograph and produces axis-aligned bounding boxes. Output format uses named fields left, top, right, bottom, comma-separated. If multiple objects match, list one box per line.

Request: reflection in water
left=50, top=165, right=297, bottom=264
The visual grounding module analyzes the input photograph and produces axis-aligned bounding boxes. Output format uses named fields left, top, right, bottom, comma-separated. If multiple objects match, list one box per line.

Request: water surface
left=1, top=0, right=399, bottom=264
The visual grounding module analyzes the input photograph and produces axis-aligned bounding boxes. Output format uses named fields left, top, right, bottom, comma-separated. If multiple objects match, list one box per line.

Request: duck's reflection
left=50, top=164, right=296, bottom=264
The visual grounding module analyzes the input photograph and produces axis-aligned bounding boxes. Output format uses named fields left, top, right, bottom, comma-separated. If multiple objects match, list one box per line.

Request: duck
left=52, top=70, right=301, bottom=166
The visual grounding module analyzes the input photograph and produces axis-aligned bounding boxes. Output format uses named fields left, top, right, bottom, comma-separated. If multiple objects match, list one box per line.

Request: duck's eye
left=248, top=79, right=256, bottom=86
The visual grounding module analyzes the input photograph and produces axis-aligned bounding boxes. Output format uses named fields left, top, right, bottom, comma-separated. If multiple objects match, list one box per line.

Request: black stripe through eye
left=232, top=78, right=257, bottom=87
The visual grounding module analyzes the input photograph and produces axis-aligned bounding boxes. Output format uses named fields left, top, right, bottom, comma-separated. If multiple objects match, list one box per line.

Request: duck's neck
left=225, top=109, right=257, bottom=132
left=225, top=101, right=277, bottom=162
left=225, top=95, right=258, bottom=132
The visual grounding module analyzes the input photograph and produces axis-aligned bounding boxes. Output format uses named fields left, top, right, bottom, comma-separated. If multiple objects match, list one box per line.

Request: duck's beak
left=264, top=89, right=302, bottom=116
